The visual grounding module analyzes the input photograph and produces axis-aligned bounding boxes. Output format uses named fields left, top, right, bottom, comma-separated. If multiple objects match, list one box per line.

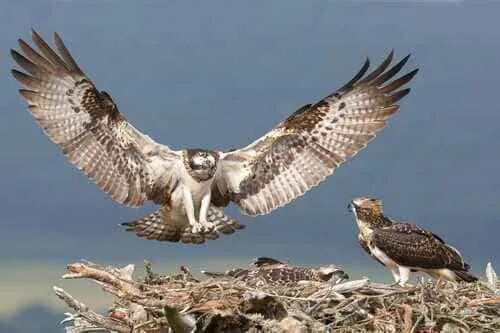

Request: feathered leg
left=389, top=267, right=401, bottom=286
left=398, top=266, right=411, bottom=287
left=181, top=206, right=244, bottom=243
left=198, top=191, right=214, bottom=231
left=182, top=185, right=204, bottom=233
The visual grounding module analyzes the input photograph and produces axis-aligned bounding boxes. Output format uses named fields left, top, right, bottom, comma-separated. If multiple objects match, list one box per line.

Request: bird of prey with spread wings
left=348, top=197, right=478, bottom=286
left=11, top=30, right=418, bottom=244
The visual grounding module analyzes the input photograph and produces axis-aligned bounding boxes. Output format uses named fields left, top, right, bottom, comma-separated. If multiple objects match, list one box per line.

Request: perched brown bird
left=348, top=197, right=477, bottom=286
left=11, top=29, right=417, bottom=244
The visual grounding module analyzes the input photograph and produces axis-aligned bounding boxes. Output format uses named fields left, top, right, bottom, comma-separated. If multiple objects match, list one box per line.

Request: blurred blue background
left=0, top=1, right=499, bottom=332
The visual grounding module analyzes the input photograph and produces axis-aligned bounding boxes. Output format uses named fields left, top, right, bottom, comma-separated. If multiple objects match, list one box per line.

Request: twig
left=53, top=286, right=132, bottom=333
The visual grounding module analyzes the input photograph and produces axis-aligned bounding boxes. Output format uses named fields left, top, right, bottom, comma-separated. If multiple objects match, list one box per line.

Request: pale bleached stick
left=53, top=286, right=132, bottom=333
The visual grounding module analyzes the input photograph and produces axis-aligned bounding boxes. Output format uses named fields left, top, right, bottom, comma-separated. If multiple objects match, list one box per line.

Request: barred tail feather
left=206, top=206, right=245, bottom=235
left=181, top=207, right=245, bottom=244
left=121, top=207, right=182, bottom=242
left=122, top=205, right=245, bottom=245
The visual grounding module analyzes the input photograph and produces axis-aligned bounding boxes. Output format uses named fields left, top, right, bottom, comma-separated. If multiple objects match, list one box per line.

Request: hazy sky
left=1, top=0, right=499, bottom=320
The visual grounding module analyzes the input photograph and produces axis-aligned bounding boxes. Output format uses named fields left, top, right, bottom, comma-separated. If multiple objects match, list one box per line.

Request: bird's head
left=186, top=149, right=219, bottom=181
left=316, top=265, right=349, bottom=282
left=348, top=196, right=384, bottom=216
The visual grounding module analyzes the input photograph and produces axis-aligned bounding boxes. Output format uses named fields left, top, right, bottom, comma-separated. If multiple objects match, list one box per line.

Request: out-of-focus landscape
left=1, top=1, right=499, bottom=332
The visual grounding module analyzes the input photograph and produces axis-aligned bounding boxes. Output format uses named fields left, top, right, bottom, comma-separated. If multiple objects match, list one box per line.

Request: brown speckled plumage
left=122, top=205, right=244, bottom=244
left=11, top=30, right=177, bottom=207
left=350, top=197, right=477, bottom=283
left=215, top=53, right=418, bottom=216
left=203, top=257, right=348, bottom=286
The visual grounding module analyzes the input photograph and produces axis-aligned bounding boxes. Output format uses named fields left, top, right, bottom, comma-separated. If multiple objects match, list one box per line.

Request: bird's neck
left=355, top=209, right=393, bottom=229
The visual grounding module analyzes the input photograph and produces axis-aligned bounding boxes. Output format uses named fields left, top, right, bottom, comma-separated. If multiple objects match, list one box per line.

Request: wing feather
left=11, top=30, right=181, bottom=207
left=53, top=32, right=84, bottom=74
left=373, top=224, right=467, bottom=270
left=216, top=52, right=418, bottom=215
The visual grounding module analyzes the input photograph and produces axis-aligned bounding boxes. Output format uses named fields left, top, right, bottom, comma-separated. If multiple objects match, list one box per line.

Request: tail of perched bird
left=453, top=269, right=478, bottom=282
left=201, top=268, right=249, bottom=279
left=445, top=247, right=478, bottom=283
left=200, top=270, right=226, bottom=278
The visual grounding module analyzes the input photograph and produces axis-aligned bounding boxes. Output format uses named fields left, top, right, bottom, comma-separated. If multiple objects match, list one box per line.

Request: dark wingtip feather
left=10, top=48, right=24, bottom=63
left=120, top=222, right=137, bottom=232
left=30, top=29, right=69, bottom=70
left=10, top=48, right=41, bottom=75
left=391, top=88, right=411, bottom=103
left=53, top=31, right=83, bottom=74
left=10, top=48, right=19, bottom=60
left=31, top=28, right=45, bottom=39
left=373, top=54, right=412, bottom=86
left=357, top=50, right=395, bottom=85
left=18, top=38, right=56, bottom=72
left=11, top=69, right=29, bottom=84
left=407, top=67, right=419, bottom=79
left=17, top=39, right=31, bottom=56
left=380, top=68, right=419, bottom=94
left=454, top=270, right=478, bottom=283
left=337, top=57, right=371, bottom=92
left=30, top=28, right=42, bottom=42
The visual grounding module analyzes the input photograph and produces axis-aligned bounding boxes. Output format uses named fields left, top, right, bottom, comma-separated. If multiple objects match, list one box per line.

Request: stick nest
left=54, top=259, right=500, bottom=333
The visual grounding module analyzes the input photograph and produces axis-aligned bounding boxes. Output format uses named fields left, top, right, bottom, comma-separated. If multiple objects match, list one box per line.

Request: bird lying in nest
left=202, top=257, right=349, bottom=287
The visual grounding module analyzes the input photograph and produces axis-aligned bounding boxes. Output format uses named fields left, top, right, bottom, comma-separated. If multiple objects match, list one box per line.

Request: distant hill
left=0, top=305, right=62, bottom=333
left=0, top=322, right=19, bottom=333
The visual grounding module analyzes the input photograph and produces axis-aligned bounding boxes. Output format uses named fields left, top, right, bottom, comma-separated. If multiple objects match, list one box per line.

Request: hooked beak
left=347, top=202, right=355, bottom=212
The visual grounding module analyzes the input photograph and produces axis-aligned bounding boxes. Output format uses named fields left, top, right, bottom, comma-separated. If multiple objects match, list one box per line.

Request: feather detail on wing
left=214, top=51, right=419, bottom=215
left=11, top=30, right=181, bottom=206
left=372, top=223, right=468, bottom=270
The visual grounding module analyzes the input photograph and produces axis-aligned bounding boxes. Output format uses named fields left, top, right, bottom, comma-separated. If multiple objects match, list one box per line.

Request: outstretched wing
left=11, top=30, right=182, bottom=206
left=373, top=223, right=467, bottom=270
left=213, top=52, right=418, bottom=215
